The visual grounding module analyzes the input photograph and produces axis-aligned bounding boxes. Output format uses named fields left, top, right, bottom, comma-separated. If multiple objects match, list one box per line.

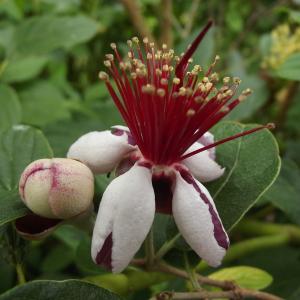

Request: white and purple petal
left=91, top=164, right=155, bottom=273
left=198, top=131, right=215, bottom=160
left=182, top=142, right=224, bottom=182
left=67, top=126, right=136, bottom=174
left=172, top=168, right=229, bottom=267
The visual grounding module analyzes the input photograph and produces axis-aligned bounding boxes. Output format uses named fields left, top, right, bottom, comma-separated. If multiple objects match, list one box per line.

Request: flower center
left=99, top=21, right=273, bottom=165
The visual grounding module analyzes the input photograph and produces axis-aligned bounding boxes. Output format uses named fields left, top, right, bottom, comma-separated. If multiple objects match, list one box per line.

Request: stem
left=120, top=0, right=155, bottom=43
left=237, top=220, right=300, bottom=243
left=152, top=290, right=282, bottom=300
left=145, top=227, right=155, bottom=267
left=184, top=253, right=201, bottom=290
left=155, top=233, right=181, bottom=261
left=16, top=263, right=26, bottom=285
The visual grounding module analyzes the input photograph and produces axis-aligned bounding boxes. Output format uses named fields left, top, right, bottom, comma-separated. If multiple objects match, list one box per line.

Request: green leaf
left=0, top=125, right=53, bottom=225
left=275, top=53, right=300, bottom=81
left=227, top=50, right=269, bottom=120
left=262, top=159, right=300, bottom=225
left=0, top=280, right=123, bottom=300
left=208, top=121, right=281, bottom=230
left=289, top=9, right=300, bottom=24
left=209, top=266, right=273, bottom=290
left=0, top=84, right=21, bottom=130
left=20, top=81, right=71, bottom=127
left=13, top=15, right=99, bottom=56
left=1, top=56, right=48, bottom=83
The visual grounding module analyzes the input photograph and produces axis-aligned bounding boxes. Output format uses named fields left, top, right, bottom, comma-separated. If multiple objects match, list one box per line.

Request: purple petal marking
left=111, top=128, right=136, bottom=146
left=15, top=214, right=61, bottom=235
left=179, top=169, right=229, bottom=249
left=96, top=233, right=113, bottom=270
left=152, top=174, right=173, bottom=214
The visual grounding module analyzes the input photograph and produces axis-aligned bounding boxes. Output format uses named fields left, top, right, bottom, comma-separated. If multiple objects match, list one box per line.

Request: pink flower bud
left=19, top=158, right=94, bottom=219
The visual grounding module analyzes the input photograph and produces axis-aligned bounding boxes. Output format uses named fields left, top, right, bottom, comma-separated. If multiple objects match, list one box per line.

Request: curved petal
left=182, top=142, right=224, bottom=182
left=91, top=164, right=155, bottom=273
left=67, top=128, right=136, bottom=174
left=198, top=131, right=215, bottom=160
left=172, top=169, right=229, bottom=267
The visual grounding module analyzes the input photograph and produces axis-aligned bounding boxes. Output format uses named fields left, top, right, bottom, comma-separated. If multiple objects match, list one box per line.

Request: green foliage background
left=0, top=0, right=300, bottom=299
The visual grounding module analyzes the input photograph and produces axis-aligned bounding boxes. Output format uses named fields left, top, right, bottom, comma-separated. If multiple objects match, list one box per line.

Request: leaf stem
left=154, top=233, right=181, bottom=261
left=16, top=263, right=26, bottom=285
left=145, top=227, right=155, bottom=268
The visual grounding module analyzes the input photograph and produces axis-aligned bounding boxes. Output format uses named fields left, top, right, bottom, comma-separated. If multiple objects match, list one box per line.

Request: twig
left=155, top=263, right=283, bottom=300
left=155, top=233, right=181, bottom=261
left=120, top=0, right=155, bottom=42
left=16, top=263, right=26, bottom=285
left=145, top=227, right=155, bottom=268
left=159, top=0, right=173, bottom=47
left=152, top=290, right=283, bottom=300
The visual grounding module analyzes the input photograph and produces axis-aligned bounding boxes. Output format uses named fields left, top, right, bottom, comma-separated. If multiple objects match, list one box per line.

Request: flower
left=67, top=21, right=274, bottom=273
left=17, top=158, right=94, bottom=239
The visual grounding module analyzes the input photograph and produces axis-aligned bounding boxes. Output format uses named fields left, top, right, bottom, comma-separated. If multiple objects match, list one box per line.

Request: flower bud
left=19, top=158, right=94, bottom=219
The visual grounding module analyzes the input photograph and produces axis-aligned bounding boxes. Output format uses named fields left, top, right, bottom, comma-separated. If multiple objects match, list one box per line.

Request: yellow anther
left=156, top=69, right=162, bottom=76
left=105, top=54, right=114, bottom=61
left=179, top=87, right=186, bottom=96
left=130, top=72, right=137, bottom=79
left=104, top=60, right=111, bottom=67
left=160, top=78, right=168, bottom=85
left=99, top=71, right=109, bottom=81
left=202, top=77, right=209, bottom=83
left=233, top=77, right=241, bottom=84
left=206, top=82, right=213, bottom=90
left=147, top=53, right=153, bottom=60
left=163, top=64, right=169, bottom=72
left=173, top=77, right=180, bottom=85
left=127, top=40, right=133, bottom=47
left=128, top=52, right=133, bottom=59
left=143, top=37, right=149, bottom=44
left=162, top=43, right=168, bottom=50
left=132, top=37, right=139, bottom=44
left=186, top=109, right=196, bottom=116
left=142, top=84, right=155, bottom=94
left=110, top=43, right=117, bottom=50
left=223, top=77, right=230, bottom=84
left=157, top=88, right=166, bottom=97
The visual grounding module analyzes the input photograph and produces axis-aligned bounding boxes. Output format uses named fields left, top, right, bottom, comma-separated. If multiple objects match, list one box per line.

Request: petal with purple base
left=198, top=131, right=215, bottom=160
left=91, top=164, right=155, bottom=273
left=182, top=141, right=224, bottom=182
left=172, top=168, right=229, bottom=267
left=67, top=128, right=136, bottom=174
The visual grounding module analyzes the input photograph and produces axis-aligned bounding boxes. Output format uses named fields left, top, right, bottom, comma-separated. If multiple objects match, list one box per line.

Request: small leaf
left=0, top=125, right=53, bottom=225
left=1, top=56, right=48, bottom=83
left=275, top=53, right=300, bottom=81
left=208, top=121, right=281, bottom=230
left=13, top=15, right=99, bottom=55
left=209, top=266, right=273, bottom=290
left=0, top=84, right=21, bottom=130
left=20, top=81, right=71, bottom=127
left=0, top=280, right=123, bottom=300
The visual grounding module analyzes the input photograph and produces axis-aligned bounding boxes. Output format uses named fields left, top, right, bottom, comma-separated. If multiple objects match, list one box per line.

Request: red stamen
left=180, top=123, right=275, bottom=160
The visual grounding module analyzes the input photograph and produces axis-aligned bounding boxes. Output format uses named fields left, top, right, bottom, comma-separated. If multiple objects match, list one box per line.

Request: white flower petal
left=91, top=164, right=155, bottom=273
left=172, top=169, right=229, bottom=267
left=198, top=131, right=215, bottom=160
left=182, top=142, right=224, bottom=182
left=67, top=129, right=136, bottom=174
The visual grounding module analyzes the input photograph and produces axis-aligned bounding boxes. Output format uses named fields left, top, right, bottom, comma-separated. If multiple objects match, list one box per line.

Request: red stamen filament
left=99, top=22, right=274, bottom=165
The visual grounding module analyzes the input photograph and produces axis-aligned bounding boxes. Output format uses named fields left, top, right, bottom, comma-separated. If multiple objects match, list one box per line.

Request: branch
left=153, top=290, right=282, bottom=300
left=154, top=263, right=283, bottom=300
left=120, top=0, right=155, bottom=42
left=159, top=0, right=173, bottom=47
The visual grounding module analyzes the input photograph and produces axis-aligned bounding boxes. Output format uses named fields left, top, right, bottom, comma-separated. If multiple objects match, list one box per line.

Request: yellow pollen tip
left=104, top=60, right=111, bottom=67
left=127, top=40, right=132, bottom=47
left=99, top=71, right=109, bottom=81
left=160, top=78, right=168, bottom=85
left=105, top=54, right=114, bottom=61
left=142, top=84, right=155, bottom=94
left=173, top=78, right=180, bottom=85
left=143, top=37, right=149, bottom=44
left=186, top=109, right=196, bottom=116
left=110, top=43, right=117, bottom=50
left=132, top=37, right=139, bottom=44
left=157, top=88, right=166, bottom=97
left=233, top=77, right=241, bottom=84
left=223, top=77, right=230, bottom=84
